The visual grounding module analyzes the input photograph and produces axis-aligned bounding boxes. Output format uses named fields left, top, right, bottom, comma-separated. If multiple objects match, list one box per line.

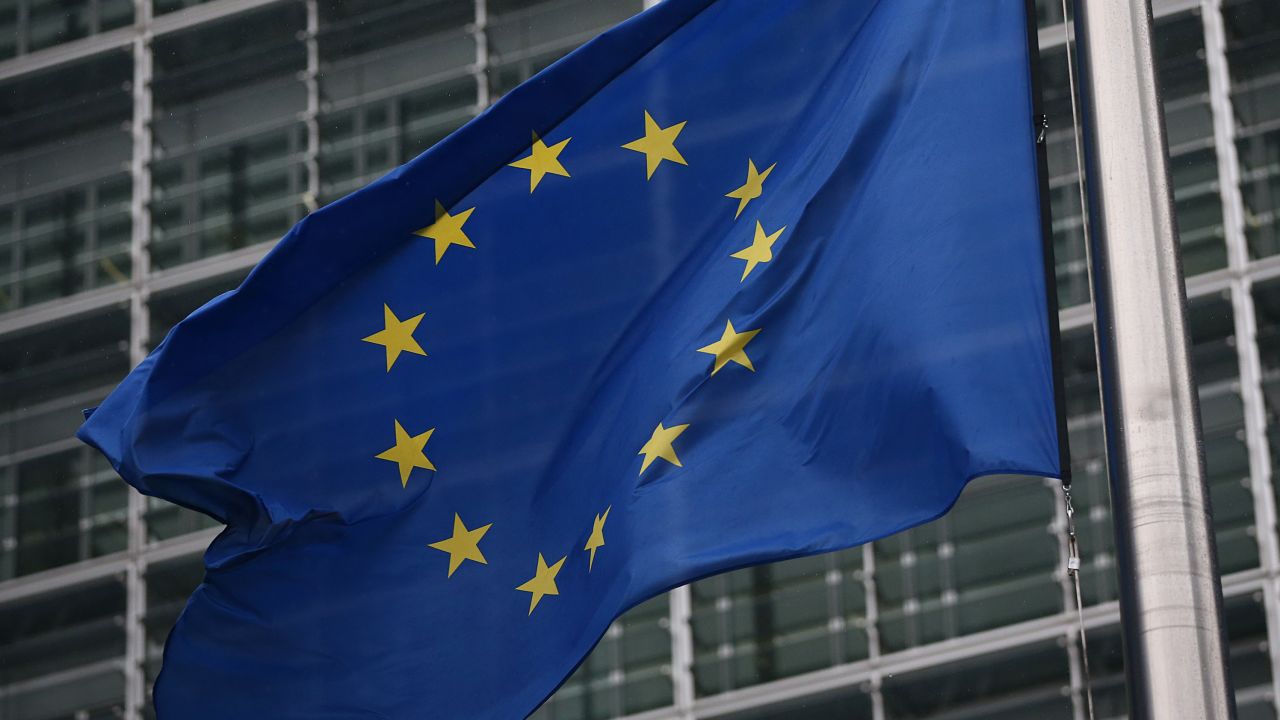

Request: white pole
left=1074, top=0, right=1234, bottom=716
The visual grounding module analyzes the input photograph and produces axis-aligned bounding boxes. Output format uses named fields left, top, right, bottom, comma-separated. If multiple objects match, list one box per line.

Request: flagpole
left=1072, top=1, right=1235, bottom=717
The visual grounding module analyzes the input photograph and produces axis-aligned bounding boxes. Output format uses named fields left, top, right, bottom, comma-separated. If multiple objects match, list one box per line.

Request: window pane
left=150, top=5, right=308, bottom=270
left=0, top=52, right=133, bottom=312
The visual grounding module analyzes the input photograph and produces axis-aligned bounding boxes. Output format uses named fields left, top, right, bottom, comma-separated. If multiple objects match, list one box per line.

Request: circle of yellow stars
left=362, top=108, right=784, bottom=614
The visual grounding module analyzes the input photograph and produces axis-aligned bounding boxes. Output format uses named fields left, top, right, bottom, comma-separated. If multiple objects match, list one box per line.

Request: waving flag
left=79, top=0, right=1061, bottom=716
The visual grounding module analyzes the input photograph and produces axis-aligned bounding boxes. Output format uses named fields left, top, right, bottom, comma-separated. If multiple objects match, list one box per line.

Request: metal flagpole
left=1072, top=0, right=1235, bottom=717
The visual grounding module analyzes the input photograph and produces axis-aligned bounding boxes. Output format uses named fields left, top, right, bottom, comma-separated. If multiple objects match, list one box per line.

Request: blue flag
left=80, top=0, right=1061, bottom=716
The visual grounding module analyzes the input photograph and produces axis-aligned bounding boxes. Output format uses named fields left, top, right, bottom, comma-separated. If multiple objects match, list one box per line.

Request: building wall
left=0, top=0, right=1277, bottom=718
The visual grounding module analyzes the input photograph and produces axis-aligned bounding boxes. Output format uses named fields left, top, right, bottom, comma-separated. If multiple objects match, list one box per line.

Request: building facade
left=0, top=0, right=1277, bottom=717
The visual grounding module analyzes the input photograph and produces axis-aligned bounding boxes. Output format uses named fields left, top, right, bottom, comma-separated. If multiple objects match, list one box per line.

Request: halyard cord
left=1063, top=483, right=1096, bottom=720
left=1059, top=0, right=1097, bottom=717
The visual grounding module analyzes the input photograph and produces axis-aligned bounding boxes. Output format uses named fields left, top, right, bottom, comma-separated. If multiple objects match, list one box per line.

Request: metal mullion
left=125, top=0, right=154, bottom=715
left=303, top=0, right=319, bottom=214
left=668, top=584, right=695, bottom=719
left=1203, top=2, right=1280, bottom=715
left=473, top=0, right=490, bottom=110
left=862, top=543, right=885, bottom=720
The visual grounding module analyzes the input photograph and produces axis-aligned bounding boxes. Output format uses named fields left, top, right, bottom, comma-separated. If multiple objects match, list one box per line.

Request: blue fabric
left=79, top=1, right=1060, bottom=716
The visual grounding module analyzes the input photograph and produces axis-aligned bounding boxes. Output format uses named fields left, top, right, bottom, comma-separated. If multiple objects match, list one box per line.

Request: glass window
left=1158, top=12, right=1227, bottom=274
left=1250, top=278, right=1280, bottom=524
left=0, top=577, right=126, bottom=718
left=317, top=0, right=477, bottom=205
left=883, top=641, right=1071, bottom=719
left=1, top=0, right=133, bottom=59
left=1224, top=0, right=1280, bottom=258
left=0, top=308, right=130, bottom=580
left=487, top=0, right=643, bottom=98
left=691, top=548, right=867, bottom=697
left=150, top=4, right=308, bottom=270
left=0, top=51, right=132, bottom=313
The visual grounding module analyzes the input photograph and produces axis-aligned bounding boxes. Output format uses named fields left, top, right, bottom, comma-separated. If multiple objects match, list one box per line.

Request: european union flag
left=79, top=0, right=1062, bottom=716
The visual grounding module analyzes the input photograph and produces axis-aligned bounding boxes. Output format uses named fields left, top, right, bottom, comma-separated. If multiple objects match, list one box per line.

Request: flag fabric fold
left=80, top=0, right=1060, bottom=716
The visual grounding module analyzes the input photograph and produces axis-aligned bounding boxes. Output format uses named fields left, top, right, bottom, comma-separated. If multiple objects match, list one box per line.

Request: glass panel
left=1226, top=592, right=1277, bottom=719
left=0, top=1, right=17, bottom=60
left=20, top=0, right=132, bottom=54
left=0, top=308, right=130, bottom=579
left=883, top=641, right=1071, bottom=719
left=26, top=0, right=93, bottom=52
left=317, top=0, right=477, bottom=205
left=1224, top=0, right=1280, bottom=258
left=487, top=0, right=643, bottom=98
left=690, top=548, right=866, bottom=697
left=0, top=578, right=127, bottom=718
left=1251, top=278, right=1280, bottom=527
left=150, top=4, right=308, bottom=270
left=1158, top=12, right=1227, bottom=274
left=0, top=51, right=132, bottom=313
left=1190, top=294, right=1257, bottom=574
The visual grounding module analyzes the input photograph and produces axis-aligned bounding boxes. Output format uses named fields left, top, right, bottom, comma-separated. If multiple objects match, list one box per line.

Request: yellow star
left=697, top=320, right=762, bottom=375
left=725, top=159, right=776, bottom=219
left=516, top=553, right=567, bottom=615
left=509, top=134, right=571, bottom=192
left=375, top=420, right=436, bottom=488
left=361, top=304, right=427, bottom=371
left=584, top=506, right=610, bottom=571
left=638, top=422, right=690, bottom=475
left=414, top=200, right=475, bottom=264
left=621, top=111, right=688, bottom=179
left=730, top=222, right=786, bottom=281
left=428, top=513, right=492, bottom=578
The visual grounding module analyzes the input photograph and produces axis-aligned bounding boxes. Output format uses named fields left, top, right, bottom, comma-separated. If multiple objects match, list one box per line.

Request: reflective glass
left=0, top=51, right=132, bottom=313
left=149, top=4, right=308, bottom=270
left=1224, top=0, right=1280, bottom=258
